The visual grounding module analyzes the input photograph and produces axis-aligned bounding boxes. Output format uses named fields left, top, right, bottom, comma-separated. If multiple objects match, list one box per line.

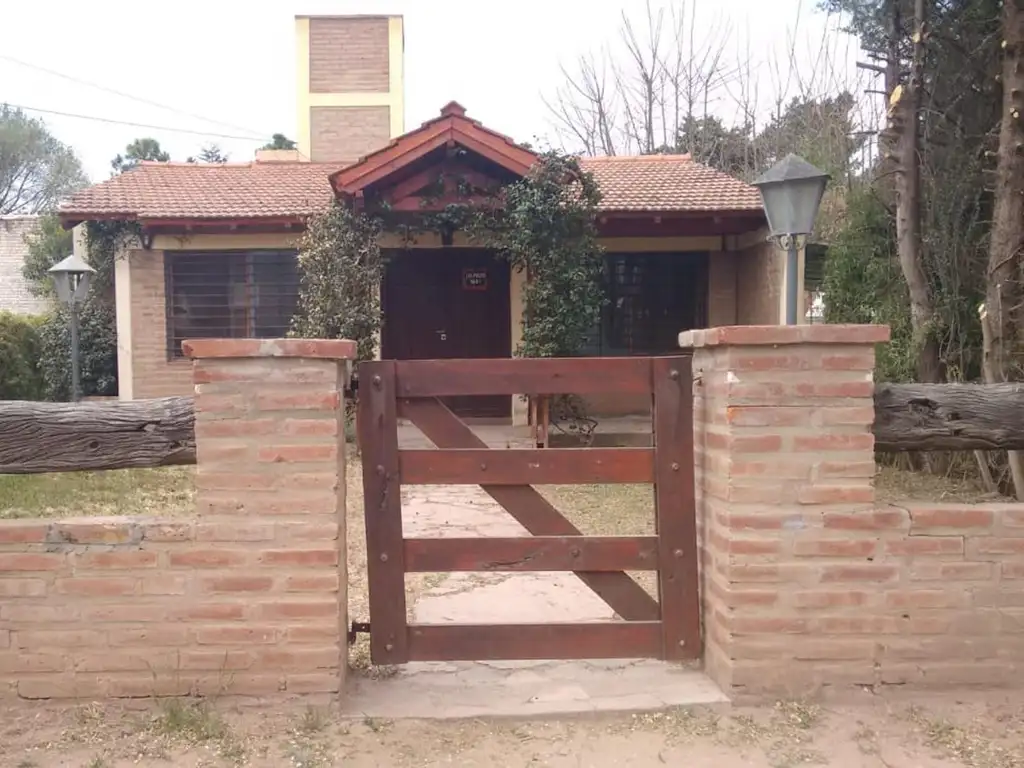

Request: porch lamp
left=48, top=253, right=95, bottom=402
left=751, top=154, right=829, bottom=325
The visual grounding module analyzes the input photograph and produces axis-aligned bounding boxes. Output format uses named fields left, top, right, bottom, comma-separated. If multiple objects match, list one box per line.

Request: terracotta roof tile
left=60, top=161, right=344, bottom=221
left=579, top=154, right=763, bottom=212
left=60, top=154, right=763, bottom=222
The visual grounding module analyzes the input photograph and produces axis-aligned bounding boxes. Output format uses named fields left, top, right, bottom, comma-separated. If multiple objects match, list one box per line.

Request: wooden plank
left=0, top=397, right=194, bottom=473
left=399, top=448, right=655, bottom=485
left=398, top=397, right=661, bottom=621
left=651, top=356, right=701, bottom=661
left=357, top=361, right=409, bottom=665
left=394, top=357, right=653, bottom=397
left=404, top=536, right=660, bottom=572
left=406, top=622, right=662, bottom=661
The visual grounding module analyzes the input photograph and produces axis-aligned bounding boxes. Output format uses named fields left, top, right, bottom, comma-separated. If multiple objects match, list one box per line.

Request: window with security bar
left=165, top=250, right=300, bottom=358
left=579, top=252, right=708, bottom=356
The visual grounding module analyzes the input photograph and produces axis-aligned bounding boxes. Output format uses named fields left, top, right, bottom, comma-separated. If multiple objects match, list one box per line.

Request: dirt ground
left=4, top=690, right=1024, bottom=767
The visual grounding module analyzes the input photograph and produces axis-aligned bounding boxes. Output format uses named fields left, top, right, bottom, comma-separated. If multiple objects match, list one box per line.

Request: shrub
left=37, top=301, right=118, bottom=400
left=0, top=311, right=45, bottom=400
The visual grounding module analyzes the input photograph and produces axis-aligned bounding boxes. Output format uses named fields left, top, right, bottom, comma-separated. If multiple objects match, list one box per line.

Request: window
left=581, top=252, right=708, bottom=356
left=165, top=250, right=300, bottom=358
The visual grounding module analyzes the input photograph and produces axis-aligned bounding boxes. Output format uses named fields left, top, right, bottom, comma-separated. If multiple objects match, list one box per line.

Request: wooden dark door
left=382, top=250, right=511, bottom=418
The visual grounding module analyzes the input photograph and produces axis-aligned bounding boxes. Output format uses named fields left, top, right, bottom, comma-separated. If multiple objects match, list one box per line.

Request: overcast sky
left=1, top=0, right=866, bottom=182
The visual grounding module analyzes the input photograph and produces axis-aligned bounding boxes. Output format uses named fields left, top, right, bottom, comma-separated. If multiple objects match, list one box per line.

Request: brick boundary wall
left=0, top=338, right=354, bottom=701
left=683, top=324, right=1024, bottom=697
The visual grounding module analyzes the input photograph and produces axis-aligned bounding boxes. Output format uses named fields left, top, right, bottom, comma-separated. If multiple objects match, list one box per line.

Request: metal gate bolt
left=380, top=553, right=389, bottom=562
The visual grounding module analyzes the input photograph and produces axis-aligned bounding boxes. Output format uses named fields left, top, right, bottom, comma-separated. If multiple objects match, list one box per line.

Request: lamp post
left=48, top=253, right=95, bottom=402
left=752, top=154, right=830, bottom=326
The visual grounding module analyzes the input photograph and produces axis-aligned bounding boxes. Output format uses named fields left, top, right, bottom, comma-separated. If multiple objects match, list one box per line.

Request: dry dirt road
left=4, top=689, right=1024, bottom=767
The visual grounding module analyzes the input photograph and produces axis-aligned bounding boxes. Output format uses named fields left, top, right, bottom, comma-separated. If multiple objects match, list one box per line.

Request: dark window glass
left=166, top=250, right=300, bottom=358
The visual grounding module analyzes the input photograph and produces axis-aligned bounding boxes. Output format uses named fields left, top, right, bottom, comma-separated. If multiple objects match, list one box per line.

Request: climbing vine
left=481, top=151, right=605, bottom=359
left=480, top=151, right=606, bottom=442
left=289, top=151, right=605, bottom=441
left=291, top=201, right=383, bottom=364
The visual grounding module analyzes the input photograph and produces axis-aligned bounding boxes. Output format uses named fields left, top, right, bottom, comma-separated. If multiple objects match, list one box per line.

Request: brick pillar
left=184, top=338, right=355, bottom=697
left=679, top=325, right=889, bottom=698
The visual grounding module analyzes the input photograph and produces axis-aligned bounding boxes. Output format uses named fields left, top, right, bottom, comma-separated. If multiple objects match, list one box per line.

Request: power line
left=0, top=54, right=269, bottom=140
left=4, top=103, right=267, bottom=142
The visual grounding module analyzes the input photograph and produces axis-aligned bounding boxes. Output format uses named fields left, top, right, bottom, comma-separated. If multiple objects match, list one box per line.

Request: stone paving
left=341, top=422, right=725, bottom=719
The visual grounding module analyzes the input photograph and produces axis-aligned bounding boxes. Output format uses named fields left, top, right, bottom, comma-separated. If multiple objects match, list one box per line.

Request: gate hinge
left=348, top=621, right=371, bottom=645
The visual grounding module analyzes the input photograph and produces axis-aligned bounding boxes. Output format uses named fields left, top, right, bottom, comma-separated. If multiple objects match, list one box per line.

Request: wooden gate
left=357, top=356, right=699, bottom=664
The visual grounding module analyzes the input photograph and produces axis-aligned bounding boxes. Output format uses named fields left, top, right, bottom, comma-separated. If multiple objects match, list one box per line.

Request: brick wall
left=310, top=106, right=391, bottom=164
left=0, top=216, right=48, bottom=315
left=0, top=338, right=355, bottom=701
left=128, top=249, right=192, bottom=398
left=682, top=324, right=1024, bottom=697
left=309, top=17, right=389, bottom=93
left=735, top=236, right=782, bottom=325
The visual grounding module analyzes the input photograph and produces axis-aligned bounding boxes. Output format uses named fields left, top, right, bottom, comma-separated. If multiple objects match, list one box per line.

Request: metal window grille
left=165, top=250, right=300, bottom=358
left=583, top=253, right=708, bottom=357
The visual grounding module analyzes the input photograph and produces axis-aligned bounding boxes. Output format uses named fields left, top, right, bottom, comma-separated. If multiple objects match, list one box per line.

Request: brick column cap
left=182, top=338, right=357, bottom=360
left=679, top=324, right=889, bottom=349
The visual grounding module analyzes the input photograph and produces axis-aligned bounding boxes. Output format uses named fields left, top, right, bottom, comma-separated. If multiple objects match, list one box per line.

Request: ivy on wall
left=288, top=150, right=606, bottom=440
left=291, top=201, right=383, bottom=364
left=478, top=151, right=605, bottom=359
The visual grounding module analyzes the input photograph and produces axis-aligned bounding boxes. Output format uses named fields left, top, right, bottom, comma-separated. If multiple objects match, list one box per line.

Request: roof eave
left=57, top=212, right=310, bottom=231
left=596, top=208, right=765, bottom=219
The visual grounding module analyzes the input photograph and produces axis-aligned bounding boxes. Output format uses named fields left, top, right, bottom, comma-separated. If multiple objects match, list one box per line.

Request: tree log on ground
left=0, top=397, right=194, bottom=474
left=873, top=382, right=1024, bottom=452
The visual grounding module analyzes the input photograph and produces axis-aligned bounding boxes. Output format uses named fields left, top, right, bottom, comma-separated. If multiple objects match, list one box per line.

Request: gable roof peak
left=439, top=101, right=467, bottom=118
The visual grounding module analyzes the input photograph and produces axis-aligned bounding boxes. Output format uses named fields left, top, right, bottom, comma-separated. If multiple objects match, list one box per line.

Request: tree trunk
left=894, top=0, right=944, bottom=384
left=0, top=398, right=194, bottom=474
left=874, top=382, right=1024, bottom=451
left=982, top=0, right=1024, bottom=498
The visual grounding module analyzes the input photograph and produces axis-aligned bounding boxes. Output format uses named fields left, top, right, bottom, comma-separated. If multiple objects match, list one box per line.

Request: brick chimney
left=295, top=15, right=405, bottom=164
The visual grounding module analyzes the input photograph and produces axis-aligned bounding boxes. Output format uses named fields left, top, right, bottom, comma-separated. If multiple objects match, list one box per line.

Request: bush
left=0, top=312, right=45, bottom=400
left=37, top=300, right=118, bottom=401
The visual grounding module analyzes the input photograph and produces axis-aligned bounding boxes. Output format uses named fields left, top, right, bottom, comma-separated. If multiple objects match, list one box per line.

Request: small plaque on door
left=462, top=268, right=488, bottom=291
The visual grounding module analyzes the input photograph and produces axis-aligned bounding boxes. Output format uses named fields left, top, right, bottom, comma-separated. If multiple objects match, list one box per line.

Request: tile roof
left=60, top=154, right=763, bottom=223
left=581, top=154, right=763, bottom=212
left=60, top=161, right=345, bottom=222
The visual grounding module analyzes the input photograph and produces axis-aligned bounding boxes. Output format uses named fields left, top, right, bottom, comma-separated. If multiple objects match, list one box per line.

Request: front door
left=382, top=250, right=511, bottom=418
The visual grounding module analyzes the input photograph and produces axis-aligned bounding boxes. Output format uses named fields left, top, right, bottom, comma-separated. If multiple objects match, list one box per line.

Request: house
left=0, top=216, right=48, bottom=315
left=58, top=14, right=803, bottom=422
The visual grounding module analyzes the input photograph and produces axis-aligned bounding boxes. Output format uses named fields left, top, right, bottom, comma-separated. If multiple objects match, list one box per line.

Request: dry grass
left=542, top=482, right=658, bottom=597
left=0, top=467, right=195, bottom=520
left=875, top=464, right=1009, bottom=503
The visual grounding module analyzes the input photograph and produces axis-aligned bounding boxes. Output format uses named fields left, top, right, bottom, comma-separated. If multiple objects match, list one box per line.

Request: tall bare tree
left=889, top=0, right=944, bottom=383
left=545, top=0, right=734, bottom=157
left=982, top=0, right=1024, bottom=497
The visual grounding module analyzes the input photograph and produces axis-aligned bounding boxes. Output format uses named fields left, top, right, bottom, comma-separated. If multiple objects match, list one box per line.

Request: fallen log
left=873, top=382, right=1024, bottom=452
left=4, top=381, right=1024, bottom=474
left=0, top=397, right=194, bottom=474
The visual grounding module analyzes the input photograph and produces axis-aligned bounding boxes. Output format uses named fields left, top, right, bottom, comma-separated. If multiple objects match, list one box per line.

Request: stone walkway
left=341, top=423, right=724, bottom=719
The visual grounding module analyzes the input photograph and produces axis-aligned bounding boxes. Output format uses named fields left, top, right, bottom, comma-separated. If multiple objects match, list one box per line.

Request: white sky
left=1, top=0, right=867, bottom=182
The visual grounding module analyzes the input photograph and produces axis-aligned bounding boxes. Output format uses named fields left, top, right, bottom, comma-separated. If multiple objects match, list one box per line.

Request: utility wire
left=0, top=54, right=270, bottom=140
left=3, top=103, right=267, bottom=142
